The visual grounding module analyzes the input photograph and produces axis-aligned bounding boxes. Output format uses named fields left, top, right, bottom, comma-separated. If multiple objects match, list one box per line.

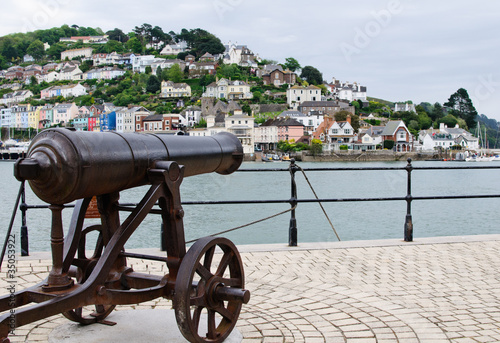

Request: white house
left=131, top=55, right=165, bottom=73
left=0, top=107, right=13, bottom=128
left=178, top=106, right=201, bottom=128
left=160, top=42, right=188, bottom=55
left=286, top=85, right=322, bottom=110
left=337, top=82, right=367, bottom=102
left=394, top=102, right=416, bottom=113
left=1, top=90, right=33, bottom=105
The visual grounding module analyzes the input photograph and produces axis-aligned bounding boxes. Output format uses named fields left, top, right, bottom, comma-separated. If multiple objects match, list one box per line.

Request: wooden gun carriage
left=0, top=128, right=250, bottom=343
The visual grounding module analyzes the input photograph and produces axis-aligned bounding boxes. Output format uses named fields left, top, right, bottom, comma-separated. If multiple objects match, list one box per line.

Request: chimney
left=346, top=114, right=351, bottom=124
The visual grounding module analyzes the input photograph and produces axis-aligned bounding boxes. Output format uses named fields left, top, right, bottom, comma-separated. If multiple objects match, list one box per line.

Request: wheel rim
left=174, top=237, right=246, bottom=343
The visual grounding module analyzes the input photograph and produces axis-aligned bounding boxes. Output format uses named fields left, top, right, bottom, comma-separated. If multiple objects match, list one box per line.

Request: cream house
left=286, top=85, right=322, bottom=110
left=202, top=78, right=253, bottom=100
left=160, top=81, right=191, bottom=98
left=61, top=47, right=93, bottom=60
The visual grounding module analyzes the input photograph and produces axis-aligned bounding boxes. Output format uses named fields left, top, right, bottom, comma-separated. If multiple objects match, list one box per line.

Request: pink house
left=262, top=117, right=305, bottom=142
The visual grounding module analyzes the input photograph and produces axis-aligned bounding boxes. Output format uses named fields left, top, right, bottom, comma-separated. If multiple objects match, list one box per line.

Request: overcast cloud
left=1, top=0, right=500, bottom=120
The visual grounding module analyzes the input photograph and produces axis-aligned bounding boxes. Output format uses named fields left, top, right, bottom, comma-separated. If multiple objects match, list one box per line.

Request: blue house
left=100, top=111, right=117, bottom=131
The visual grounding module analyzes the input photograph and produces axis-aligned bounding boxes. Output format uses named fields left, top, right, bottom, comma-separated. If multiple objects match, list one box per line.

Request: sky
left=1, top=0, right=500, bottom=120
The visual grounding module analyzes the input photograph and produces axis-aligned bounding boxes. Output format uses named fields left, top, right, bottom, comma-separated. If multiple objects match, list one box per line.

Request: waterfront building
left=53, top=103, right=79, bottom=126
left=114, top=106, right=149, bottom=133
left=381, top=120, right=413, bottom=152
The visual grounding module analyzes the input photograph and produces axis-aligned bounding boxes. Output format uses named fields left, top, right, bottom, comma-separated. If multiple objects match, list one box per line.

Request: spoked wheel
left=62, top=304, right=116, bottom=325
left=63, top=221, right=116, bottom=325
left=174, top=237, right=250, bottom=343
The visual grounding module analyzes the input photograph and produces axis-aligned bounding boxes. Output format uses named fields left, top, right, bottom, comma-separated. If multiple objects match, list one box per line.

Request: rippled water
left=1, top=160, right=499, bottom=252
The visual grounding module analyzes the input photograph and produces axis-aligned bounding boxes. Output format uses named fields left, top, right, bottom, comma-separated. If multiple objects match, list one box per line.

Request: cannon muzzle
left=14, top=128, right=243, bottom=204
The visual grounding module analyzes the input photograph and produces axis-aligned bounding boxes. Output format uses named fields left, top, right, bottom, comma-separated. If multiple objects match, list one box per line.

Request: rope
left=296, top=165, right=341, bottom=241
left=186, top=205, right=297, bottom=244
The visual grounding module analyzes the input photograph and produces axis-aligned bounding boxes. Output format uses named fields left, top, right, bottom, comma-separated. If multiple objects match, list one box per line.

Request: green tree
left=430, top=102, right=444, bottom=122
left=1, top=37, right=18, bottom=60
left=438, top=114, right=459, bottom=128
left=27, top=39, right=45, bottom=61
left=105, top=39, right=124, bottom=53
left=444, top=88, right=477, bottom=130
left=167, top=64, right=183, bottom=83
left=383, top=139, right=395, bottom=150
left=196, top=117, right=207, bottom=128
left=146, top=75, right=161, bottom=93
left=176, top=28, right=225, bottom=57
left=283, top=57, right=301, bottom=72
left=106, top=28, right=129, bottom=43
left=300, top=66, right=323, bottom=85
left=334, top=110, right=360, bottom=132
left=311, top=139, right=323, bottom=156
left=126, top=37, right=143, bottom=54
left=156, top=66, right=163, bottom=79
left=46, top=42, right=67, bottom=59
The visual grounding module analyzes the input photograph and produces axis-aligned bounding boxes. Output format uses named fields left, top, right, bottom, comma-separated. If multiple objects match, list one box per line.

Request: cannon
left=0, top=128, right=250, bottom=343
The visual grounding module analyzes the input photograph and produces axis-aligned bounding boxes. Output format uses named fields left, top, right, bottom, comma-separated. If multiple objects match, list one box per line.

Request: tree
left=167, top=64, right=183, bottom=83
left=46, top=42, right=67, bottom=59
left=176, top=28, right=225, bottom=57
left=444, top=88, right=477, bottom=130
left=300, top=66, right=323, bottom=85
left=283, top=57, right=301, bottom=72
left=26, top=39, right=45, bottom=61
left=334, top=110, right=360, bottom=132
left=126, top=37, right=143, bottom=54
left=384, top=139, right=395, bottom=150
left=106, top=28, right=129, bottom=43
left=146, top=75, right=161, bottom=93
left=105, top=40, right=124, bottom=53
left=438, top=114, right=459, bottom=128
left=311, top=139, right=323, bottom=156
left=1, top=37, right=18, bottom=60
left=430, top=102, right=444, bottom=122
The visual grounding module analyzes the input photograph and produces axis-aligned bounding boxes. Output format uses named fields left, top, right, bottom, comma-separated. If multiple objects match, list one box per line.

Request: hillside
left=0, top=24, right=498, bottom=148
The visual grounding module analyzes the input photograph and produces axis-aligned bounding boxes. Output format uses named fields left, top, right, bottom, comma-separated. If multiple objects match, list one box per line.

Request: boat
left=282, top=154, right=291, bottom=161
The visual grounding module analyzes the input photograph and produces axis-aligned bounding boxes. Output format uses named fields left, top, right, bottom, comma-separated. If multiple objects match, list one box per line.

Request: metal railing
left=5, top=158, right=500, bottom=257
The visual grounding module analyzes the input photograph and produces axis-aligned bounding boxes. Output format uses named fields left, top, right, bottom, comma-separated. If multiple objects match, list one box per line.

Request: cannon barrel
left=14, top=128, right=243, bottom=205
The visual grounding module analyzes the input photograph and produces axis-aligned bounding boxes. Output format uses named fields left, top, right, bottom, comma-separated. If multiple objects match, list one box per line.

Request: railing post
left=404, top=158, right=413, bottom=242
left=288, top=159, right=298, bottom=246
left=20, top=182, right=29, bottom=256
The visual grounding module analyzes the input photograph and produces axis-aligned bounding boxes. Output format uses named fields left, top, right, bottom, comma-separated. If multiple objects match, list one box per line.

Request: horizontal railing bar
left=116, top=194, right=500, bottom=209
left=238, top=165, right=500, bottom=172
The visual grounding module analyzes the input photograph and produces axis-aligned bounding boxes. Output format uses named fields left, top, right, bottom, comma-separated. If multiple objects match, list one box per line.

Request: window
left=398, top=130, right=407, bottom=140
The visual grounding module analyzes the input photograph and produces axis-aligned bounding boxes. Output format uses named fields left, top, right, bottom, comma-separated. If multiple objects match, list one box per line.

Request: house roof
left=299, top=101, right=339, bottom=108
left=381, top=121, right=406, bottom=136
left=143, top=114, right=164, bottom=122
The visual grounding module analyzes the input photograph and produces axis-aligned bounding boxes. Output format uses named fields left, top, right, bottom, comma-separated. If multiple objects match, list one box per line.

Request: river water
left=1, top=160, right=499, bottom=252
